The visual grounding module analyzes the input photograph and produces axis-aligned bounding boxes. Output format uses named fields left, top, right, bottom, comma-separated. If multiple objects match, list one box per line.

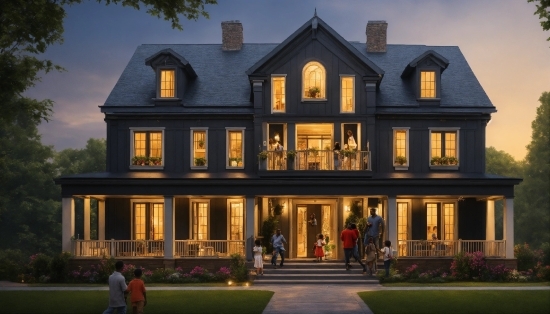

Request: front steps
left=252, top=259, right=381, bottom=285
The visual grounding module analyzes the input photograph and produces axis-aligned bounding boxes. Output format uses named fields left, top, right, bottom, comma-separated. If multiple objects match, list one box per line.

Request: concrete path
left=1, top=281, right=549, bottom=314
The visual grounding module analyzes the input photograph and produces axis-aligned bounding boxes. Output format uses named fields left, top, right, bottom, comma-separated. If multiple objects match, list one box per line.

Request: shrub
left=450, top=251, right=472, bottom=280
left=536, top=265, right=550, bottom=281
left=515, top=243, right=537, bottom=271
left=95, top=257, right=116, bottom=283
left=0, top=249, right=28, bottom=281
left=30, top=253, right=51, bottom=281
left=229, top=253, right=248, bottom=282
left=468, top=251, right=487, bottom=279
left=540, top=242, right=550, bottom=266
left=215, top=267, right=231, bottom=281
left=49, top=252, right=72, bottom=282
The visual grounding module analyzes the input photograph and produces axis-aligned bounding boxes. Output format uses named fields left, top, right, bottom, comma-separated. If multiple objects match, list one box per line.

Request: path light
left=227, top=280, right=233, bottom=286
left=245, top=282, right=249, bottom=287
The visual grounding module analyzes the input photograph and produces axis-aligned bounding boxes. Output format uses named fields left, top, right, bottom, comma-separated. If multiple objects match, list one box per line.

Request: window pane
left=395, top=130, right=406, bottom=160
left=420, top=71, right=435, bottom=98
left=445, top=132, right=456, bottom=157
left=151, top=204, right=164, bottom=240
left=341, top=77, right=354, bottom=112
left=431, top=132, right=442, bottom=157
left=272, top=77, right=285, bottom=112
left=134, top=204, right=146, bottom=240
left=228, top=130, right=243, bottom=166
left=160, top=70, right=175, bottom=98
left=149, top=132, right=162, bottom=158
left=397, top=203, right=408, bottom=241
left=427, top=203, right=438, bottom=239
left=230, top=202, right=243, bottom=240
left=192, top=202, right=208, bottom=240
left=134, top=132, right=146, bottom=157
left=444, top=203, right=455, bottom=240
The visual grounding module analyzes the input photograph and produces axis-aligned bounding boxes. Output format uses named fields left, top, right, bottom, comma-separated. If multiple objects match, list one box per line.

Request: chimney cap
left=367, top=20, right=387, bottom=24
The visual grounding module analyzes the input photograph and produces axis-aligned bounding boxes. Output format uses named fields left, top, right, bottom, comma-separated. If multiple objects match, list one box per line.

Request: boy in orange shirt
left=126, top=268, right=147, bottom=314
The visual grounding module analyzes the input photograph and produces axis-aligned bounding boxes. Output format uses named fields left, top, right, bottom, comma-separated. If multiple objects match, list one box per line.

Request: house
left=55, top=14, right=521, bottom=271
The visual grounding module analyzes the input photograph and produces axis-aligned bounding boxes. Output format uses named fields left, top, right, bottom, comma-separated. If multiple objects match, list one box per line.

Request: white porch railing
left=174, top=240, right=245, bottom=257
left=397, top=240, right=506, bottom=258
left=266, top=150, right=371, bottom=171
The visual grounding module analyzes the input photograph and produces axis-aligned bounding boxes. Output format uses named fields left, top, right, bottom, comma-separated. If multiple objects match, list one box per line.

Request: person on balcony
left=347, top=130, right=357, bottom=169
left=364, top=207, right=385, bottom=252
left=270, top=229, right=287, bottom=268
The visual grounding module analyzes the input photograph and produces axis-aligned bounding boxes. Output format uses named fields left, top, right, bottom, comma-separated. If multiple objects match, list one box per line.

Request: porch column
left=98, top=200, right=105, bottom=240
left=486, top=200, right=495, bottom=241
left=245, top=196, right=255, bottom=261
left=83, top=197, right=91, bottom=240
left=164, top=196, right=175, bottom=259
left=504, top=198, right=514, bottom=258
left=387, top=196, right=398, bottom=256
left=62, top=197, right=75, bottom=252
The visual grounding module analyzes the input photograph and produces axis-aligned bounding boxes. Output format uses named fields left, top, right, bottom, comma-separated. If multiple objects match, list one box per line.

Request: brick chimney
left=366, top=20, right=387, bottom=52
left=222, top=20, right=243, bottom=51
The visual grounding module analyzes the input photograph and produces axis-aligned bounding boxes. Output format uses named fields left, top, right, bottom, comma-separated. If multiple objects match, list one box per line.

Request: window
left=191, top=201, right=209, bottom=240
left=393, top=128, right=409, bottom=167
left=160, top=69, right=175, bottom=98
left=340, top=76, right=354, bottom=113
left=443, top=203, right=455, bottom=241
left=272, top=76, right=286, bottom=112
left=133, top=203, right=164, bottom=240
left=131, top=128, right=164, bottom=167
left=191, top=129, right=207, bottom=168
left=227, top=128, right=244, bottom=168
left=427, top=203, right=438, bottom=240
left=426, top=202, right=456, bottom=240
left=229, top=201, right=243, bottom=241
left=430, top=128, right=459, bottom=166
left=420, top=71, right=435, bottom=98
left=302, top=61, right=326, bottom=99
left=397, top=202, right=409, bottom=256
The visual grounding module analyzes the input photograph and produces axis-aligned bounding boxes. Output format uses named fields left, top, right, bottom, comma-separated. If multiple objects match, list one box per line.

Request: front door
left=296, top=204, right=325, bottom=257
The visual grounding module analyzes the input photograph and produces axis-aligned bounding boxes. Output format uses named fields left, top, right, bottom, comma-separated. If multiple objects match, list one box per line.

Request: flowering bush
left=450, top=251, right=472, bottom=280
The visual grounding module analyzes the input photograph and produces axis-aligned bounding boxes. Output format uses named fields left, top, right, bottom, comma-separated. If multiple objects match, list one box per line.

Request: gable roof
left=246, top=15, right=384, bottom=79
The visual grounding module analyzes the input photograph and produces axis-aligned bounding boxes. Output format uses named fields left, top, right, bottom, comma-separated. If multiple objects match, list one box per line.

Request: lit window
left=444, top=203, right=455, bottom=240
left=272, top=76, right=286, bottom=112
left=192, top=202, right=208, bottom=240
left=229, top=201, right=243, bottom=240
left=227, top=128, right=244, bottom=168
left=160, top=69, right=175, bottom=98
left=420, top=71, right=436, bottom=98
left=427, top=203, right=438, bottom=240
left=303, top=61, right=325, bottom=99
left=133, top=203, right=164, bottom=240
left=397, top=202, right=409, bottom=256
left=131, top=129, right=164, bottom=167
left=430, top=129, right=458, bottom=166
left=393, top=128, right=409, bottom=166
left=191, top=129, right=207, bottom=168
left=340, top=76, right=354, bottom=113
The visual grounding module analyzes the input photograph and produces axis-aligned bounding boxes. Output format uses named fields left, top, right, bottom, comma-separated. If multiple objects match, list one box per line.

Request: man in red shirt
left=341, top=224, right=366, bottom=273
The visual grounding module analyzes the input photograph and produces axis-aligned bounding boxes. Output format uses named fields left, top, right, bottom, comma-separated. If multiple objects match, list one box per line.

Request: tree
left=0, top=0, right=217, bottom=124
left=514, top=92, right=550, bottom=247
left=528, top=0, right=550, bottom=41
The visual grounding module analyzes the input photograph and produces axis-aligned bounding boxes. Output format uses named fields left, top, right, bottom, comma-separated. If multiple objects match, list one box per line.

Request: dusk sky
left=27, top=0, right=549, bottom=160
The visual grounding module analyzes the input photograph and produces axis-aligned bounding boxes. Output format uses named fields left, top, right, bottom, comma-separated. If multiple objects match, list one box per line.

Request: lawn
left=359, top=290, right=550, bottom=314
left=0, top=290, right=274, bottom=314
left=381, top=281, right=550, bottom=287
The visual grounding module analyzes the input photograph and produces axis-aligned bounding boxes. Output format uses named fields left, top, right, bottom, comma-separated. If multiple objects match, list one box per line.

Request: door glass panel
left=297, top=206, right=307, bottom=257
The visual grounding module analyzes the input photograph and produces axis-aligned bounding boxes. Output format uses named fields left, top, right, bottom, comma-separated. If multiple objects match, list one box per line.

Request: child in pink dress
left=313, top=234, right=326, bottom=262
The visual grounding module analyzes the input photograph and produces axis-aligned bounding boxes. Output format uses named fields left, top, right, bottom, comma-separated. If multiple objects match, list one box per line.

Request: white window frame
left=190, top=128, right=208, bottom=169
left=340, top=75, right=355, bottom=113
left=189, top=199, right=210, bottom=240
left=158, top=68, right=177, bottom=99
left=428, top=127, right=459, bottom=170
left=302, top=61, right=326, bottom=101
left=130, top=198, right=164, bottom=241
left=392, top=127, right=410, bottom=170
left=226, top=127, right=245, bottom=169
left=271, top=75, right=286, bottom=113
left=130, top=127, right=165, bottom=170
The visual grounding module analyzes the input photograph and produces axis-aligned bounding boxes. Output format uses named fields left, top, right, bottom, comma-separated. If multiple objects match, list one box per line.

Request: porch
left=397, top=240, right=506, bottom=258
left=264, top=150, right=371, bottom=171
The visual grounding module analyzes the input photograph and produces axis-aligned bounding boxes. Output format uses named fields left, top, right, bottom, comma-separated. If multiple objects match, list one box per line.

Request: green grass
left=359, top=290, right=550, bottom=314
left=381, top=281, right=550, bottom=287
left=0, top=290, right=274, bottom=314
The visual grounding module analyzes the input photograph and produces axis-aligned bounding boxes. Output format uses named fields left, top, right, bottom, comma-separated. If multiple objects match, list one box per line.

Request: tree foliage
left=528, top=0, right=550, bottom=41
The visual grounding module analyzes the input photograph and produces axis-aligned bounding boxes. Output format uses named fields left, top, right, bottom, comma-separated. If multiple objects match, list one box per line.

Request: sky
left=27, top=0, right=550, bottom=161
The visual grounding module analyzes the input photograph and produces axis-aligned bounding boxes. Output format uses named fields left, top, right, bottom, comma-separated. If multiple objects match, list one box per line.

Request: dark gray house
left=56, top=15, right=520, bottom=269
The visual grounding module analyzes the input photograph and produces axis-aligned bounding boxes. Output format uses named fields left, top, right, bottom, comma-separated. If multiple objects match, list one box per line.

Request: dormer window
left=401, top=50, right=449, bottom=103
left=160, top=69, right=175, bottom=98
left=303, top=61, right=326, bottom=100
left=420, top=71, right=436, bottom=98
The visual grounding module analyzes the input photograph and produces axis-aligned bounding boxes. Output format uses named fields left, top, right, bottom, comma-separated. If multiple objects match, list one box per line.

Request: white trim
left=339, top=75, right=355, bottom=113
left=129, top=128, right=165, bottom=169
left=392, top=127, right=410, bottom=169
left=190, top=128, right=208, bottom=169
left=271, top=75, right=286, bottom=114
left=226, top=127, right=245, bottom=169
left=189, top=199, right=210, bottom=240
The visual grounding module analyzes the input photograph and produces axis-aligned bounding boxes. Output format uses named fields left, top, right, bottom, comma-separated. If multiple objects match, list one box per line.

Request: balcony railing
left=265, top=150, right=371, bottom=171
left=71, top=239, right=245, bottom=258
left=397, top=240, right=506, bottom=258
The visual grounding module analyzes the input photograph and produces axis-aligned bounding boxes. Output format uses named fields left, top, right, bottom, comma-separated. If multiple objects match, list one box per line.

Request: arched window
left=302, top=61, right=326, bottom=99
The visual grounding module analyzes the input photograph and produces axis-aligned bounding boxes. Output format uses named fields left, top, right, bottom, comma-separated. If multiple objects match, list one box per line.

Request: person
left=364, top=208, right=385, bottom=252
left=270, top=229, right=287, bottom=268
left=347, top=130, right=357, bottom=150
left=382, top=240, right=393, bottom=277
left=431, top=233, right=438, bottom=241
left=252, top=239, right=264, bottom=275
left=308, top=213, right=317, bottom=226
left=341, top=224, right=366, bottom=274
left=365, top=237, right=377, bottom=276
left=126, top=268, right=147, bottom=314
left=103, top=261, right=128, bottom=314
left=333, top=142, right=341, bottom=170
left=350, top=223, right=367, bottom=270
left=313, top=234, right=326, bottom=262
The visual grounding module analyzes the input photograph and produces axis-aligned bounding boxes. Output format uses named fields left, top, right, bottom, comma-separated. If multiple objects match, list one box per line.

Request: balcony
left=263, top=150, right=371, bottom=171
left=397, top=240, right=506, bottom=258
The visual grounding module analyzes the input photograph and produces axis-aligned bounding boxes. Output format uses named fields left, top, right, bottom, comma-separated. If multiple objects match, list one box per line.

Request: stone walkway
left=1, top=281, right=549, bottom=314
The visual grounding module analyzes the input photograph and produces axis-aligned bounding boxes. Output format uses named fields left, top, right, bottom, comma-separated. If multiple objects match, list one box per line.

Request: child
left=382, top=240, right=393, bottom=277
left=365, top=237, right=377, bottom=276
left=126, top=268, right=147, bottom=314
left=313, top=234, right=326, bottom=262
left=252, top=239, right=264, bottom=275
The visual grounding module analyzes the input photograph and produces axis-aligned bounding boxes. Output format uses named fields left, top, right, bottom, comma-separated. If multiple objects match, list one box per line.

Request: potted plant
left=257, top=151, right=268, bottom=170
left=395, top=155, right=407, bottom=165
left=149, top=157, right=162, bottom=166
left=286, top=150, right=297, bottom=170
left=447, top=156, right=458, bottom=165
left=198, top=139, right=205, bottom=148
left=430, top=156, right=441, bottom=165
left=308, top=86, right=320, bottom=98
left=194, top=157, right=206, bottom=166
left=273, top=204, right=283, bottom=216
left=308, top=147, right=319, bottom=156
left=132, top=156, right=148, bottom=166
left=229, top=157, right=242, bottom=167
